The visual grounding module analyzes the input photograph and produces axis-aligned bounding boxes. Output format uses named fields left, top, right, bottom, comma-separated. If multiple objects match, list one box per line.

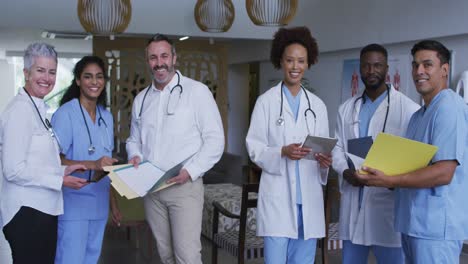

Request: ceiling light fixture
left=179, top=36, right=190, bottom=41
left=194, top=0, right=235, bottom=33
left=246, top=0, right=298, bottom=26
left=77, top=0, right=132, bottom=36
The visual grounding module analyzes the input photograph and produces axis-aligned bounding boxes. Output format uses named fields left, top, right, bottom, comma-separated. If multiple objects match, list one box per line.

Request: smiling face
left=23, top=56, right=57, bottom=98
left=280, top=43, right=308, bottom=89
left=412, top=49, right=449, bottom=104
left=146, top=40, right=177, bottom=89
left=76, top=63, right=106, bottom=102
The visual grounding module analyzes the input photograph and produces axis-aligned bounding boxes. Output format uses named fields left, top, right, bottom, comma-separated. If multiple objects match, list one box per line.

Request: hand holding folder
left=104, top=161, right=184, bottom=199
left=360, top=133, right=438, bottom=176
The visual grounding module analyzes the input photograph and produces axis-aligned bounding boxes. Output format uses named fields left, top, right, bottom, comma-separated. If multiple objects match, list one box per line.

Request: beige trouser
left=144, top=178, right=204, bottom=264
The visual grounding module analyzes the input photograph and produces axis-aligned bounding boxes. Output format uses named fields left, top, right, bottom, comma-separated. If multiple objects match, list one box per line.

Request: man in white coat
left=126, top=34, right=224, bottom=264
left=332, top=44, right=419, bottom=263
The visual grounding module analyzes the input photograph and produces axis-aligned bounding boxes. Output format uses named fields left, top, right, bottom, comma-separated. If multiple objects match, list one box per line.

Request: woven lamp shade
left=194, top=0, right=235, bottom=33
left=78, top=0, right=132, bottom=35
left=246, top=0, right=298, bottom=26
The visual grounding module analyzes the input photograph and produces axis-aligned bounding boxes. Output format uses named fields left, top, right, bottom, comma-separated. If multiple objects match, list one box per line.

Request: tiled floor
left=99, top=225, right=468, bottom=264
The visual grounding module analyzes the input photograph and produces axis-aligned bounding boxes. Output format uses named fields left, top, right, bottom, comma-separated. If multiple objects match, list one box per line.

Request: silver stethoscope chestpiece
left=88, top=145, right=96, bottom=155
left=276, top=117, right=284, bottom=126
left=48, top=128, right=55, bottom=138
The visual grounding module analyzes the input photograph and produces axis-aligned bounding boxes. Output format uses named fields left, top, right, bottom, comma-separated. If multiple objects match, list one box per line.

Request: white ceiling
left=0, top=0, right=313, bottom=40
left=2, top=0, right=468, bottom=53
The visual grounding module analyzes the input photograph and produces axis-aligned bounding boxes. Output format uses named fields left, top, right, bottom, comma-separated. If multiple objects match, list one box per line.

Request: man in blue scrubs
left=357, top=40, right=468, bottom=263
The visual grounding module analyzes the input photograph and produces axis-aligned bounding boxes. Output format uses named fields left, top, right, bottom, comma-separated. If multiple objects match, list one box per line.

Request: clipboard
left=87, top=170, right=110, bottom=183
left=347, top=136, right=373, bottom=159
left=302, top=135, right=338, bottom=160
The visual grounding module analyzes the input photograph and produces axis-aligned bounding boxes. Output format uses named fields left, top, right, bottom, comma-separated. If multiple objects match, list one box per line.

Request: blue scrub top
left=357, top=90, right=387, bottom=206
left=395, top=89, right=468, bottom=240
left=283, top=86, right=303, bottom=204
left=358, top=90, right=388, bottom=137
left=52, top=98, right=114, bottom=221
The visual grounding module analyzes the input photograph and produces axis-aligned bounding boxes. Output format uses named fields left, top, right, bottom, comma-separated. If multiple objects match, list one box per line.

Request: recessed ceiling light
left=179, top=36, right=189, bottom=41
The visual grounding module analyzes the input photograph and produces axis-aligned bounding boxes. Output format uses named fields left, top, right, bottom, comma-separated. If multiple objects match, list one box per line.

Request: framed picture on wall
left=341, top=55, right=416, bottom=104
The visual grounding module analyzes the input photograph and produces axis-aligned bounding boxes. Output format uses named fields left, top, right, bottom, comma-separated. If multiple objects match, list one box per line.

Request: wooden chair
left=319, top=176, right=342, bottom=264
left=211, top=182, right=263, bottom=264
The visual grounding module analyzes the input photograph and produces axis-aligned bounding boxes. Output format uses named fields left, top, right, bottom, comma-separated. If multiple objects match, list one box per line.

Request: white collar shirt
left=0, top=88, right=64, bottom=227
left=126, top=71, right=224, bottom=181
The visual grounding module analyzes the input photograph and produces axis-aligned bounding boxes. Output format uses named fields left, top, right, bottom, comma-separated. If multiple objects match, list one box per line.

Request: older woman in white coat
left=246, top=27, right=332, bottom=264
left=0, top=43, right=87, bottom=264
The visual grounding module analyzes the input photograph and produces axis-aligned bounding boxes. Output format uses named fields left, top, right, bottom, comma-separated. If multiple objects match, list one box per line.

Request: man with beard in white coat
left=126, top=34, right=224, bottom=264
left=332, top=44, right=419, bottom=263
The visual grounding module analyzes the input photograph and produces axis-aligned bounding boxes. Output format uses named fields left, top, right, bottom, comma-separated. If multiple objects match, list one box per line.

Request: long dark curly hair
left=270, top=26, right=319, bottom=69
left=60, top=55, right=108, bottom=107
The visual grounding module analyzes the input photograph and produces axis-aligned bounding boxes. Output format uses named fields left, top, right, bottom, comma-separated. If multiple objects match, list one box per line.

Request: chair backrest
left=243, top=163, right=262, bottom=183
left=204, top=152, right=244, bottom=185
left=238, top=182, right=259, bottom=262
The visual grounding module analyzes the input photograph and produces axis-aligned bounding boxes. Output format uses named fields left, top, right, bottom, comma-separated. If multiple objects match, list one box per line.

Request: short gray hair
left=146, top=34, right=176, bottom=56
left=23, top=42, right=58, bottom=70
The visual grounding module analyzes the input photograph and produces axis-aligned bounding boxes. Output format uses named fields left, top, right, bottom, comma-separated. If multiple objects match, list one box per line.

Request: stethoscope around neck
left=353, top=85, right=391, bottom=133
left=137, top=71, right=183, bottom=119
left=78, top=99, right=110, bottom=155
left=23, top=87, right=61, bottom=149
left=276, top=82, right=317, bottom=135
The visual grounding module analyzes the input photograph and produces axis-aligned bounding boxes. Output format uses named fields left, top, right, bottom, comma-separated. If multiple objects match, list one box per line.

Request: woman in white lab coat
left=0, top=42, right=87, bottom=264
left=246, top=27, right=331, bottom=264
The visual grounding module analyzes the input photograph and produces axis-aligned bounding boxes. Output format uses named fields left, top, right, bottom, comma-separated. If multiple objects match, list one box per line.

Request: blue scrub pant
left=342, top=240, right=404, bottom=264
left=55, top=219, right=107, bottom=264
left=264, top=205, right=317, bottom=264
left=401, top=234, right=463, bottom=264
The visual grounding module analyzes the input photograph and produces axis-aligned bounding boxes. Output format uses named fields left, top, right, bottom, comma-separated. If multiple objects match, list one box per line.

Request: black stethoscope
left=78, top=99, right=109, bottom=155
left=352, top=85, right=390, bottom=133
left=277, top=83, right=317, bottom=135
left=138, top=71, right=183, bottom=119
left=23, top=87, right=62, bottom=149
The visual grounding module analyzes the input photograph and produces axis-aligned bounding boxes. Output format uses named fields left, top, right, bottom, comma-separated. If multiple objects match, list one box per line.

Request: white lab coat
left=332, top=85, right=419, bottom=247
left=126, top=71, right=225, bottom=181
left=246, top=82, right=329, bottom=239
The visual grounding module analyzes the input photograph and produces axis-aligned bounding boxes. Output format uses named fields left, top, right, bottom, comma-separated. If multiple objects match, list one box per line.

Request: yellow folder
left=361, top=133, right=438, bottom=176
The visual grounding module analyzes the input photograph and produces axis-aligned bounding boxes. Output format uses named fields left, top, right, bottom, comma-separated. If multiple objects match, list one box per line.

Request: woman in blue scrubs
left=52, top=56, right=121, bottom=264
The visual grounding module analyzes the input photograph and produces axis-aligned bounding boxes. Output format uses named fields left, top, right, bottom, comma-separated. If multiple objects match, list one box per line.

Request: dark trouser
left=3, top=206, right=58, bottom=264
